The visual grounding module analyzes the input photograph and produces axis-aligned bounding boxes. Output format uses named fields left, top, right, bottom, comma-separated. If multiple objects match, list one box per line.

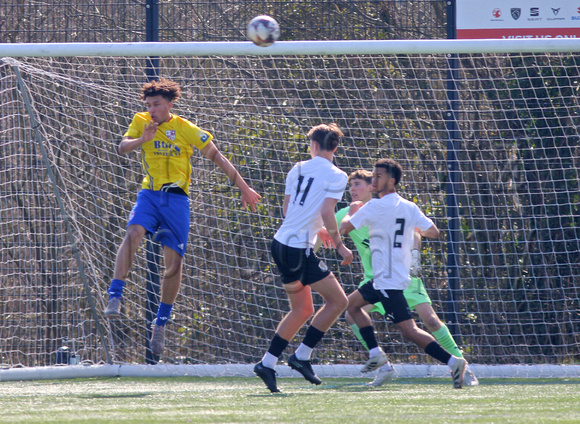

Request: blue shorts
left=127, top=189, right=190, bottom=256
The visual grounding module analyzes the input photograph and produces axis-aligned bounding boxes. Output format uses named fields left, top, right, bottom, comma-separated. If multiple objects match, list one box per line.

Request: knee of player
left=164, top=262, right=182, bottom=280
left=398, top=322, right=420, bottom=341
left=424, top=316, right=443, bottom=332
left=294, top=303, right=315, bottom=320
left=345, top=301, right=360, bottom=317
left=302, top=307, right=316, bottom=321
left=334, top=293, right=349, bottom=313
left=161, top=252, right=183, bottom=277
left=125, top=225, right=145, bottom=243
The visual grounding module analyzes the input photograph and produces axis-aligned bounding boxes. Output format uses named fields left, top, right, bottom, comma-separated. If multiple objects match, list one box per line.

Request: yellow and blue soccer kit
left=125, top=112, right=212, bottom=256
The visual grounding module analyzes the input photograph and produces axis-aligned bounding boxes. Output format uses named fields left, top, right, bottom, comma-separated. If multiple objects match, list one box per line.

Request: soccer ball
left=247, top=15, right=280, bottom=47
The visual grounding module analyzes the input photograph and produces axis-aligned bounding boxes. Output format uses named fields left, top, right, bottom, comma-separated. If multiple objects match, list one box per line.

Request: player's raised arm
left=200, top=141, right=262, bottom=212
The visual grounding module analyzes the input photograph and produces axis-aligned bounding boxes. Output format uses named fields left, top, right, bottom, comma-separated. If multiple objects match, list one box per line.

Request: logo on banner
left=548, top=7, right=564, bottom=21
left=165, top=130, right=176, bottom=141
left=457, top=0, right=580, bottom=40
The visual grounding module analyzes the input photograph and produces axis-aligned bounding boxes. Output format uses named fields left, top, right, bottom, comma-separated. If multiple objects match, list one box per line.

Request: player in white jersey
left=254, top=123, right=353, bottom=393
left=340, top=158, right=468, bottom=389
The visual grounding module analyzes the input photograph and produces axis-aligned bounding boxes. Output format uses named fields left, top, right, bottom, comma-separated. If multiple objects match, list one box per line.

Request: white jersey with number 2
left=274, top=156, right=347, bottom=249
left=349, top=193, right=434, bottom=290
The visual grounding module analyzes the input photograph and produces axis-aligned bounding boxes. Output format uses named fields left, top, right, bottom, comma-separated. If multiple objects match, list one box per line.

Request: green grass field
left=0, top=377, right=578, bottom=424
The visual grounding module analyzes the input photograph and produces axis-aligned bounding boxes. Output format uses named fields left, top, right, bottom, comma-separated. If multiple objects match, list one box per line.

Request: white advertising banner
left=457, top=0, right=580, bottom=39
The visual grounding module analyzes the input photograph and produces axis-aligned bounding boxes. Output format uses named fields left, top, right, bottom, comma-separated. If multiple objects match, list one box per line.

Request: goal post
left=0, top=39, right=578, bottom=380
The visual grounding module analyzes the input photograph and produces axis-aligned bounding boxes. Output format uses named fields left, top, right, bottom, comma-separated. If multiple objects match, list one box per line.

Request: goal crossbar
left=2, top=38, right=580, bottom=57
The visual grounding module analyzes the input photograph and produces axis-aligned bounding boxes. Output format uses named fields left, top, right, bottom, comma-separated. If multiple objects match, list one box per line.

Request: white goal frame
left=1, top=39, right=578, bottom=381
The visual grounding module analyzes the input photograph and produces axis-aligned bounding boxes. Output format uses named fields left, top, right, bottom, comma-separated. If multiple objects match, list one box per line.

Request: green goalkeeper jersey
left=335, top=206, right=373, bottom=282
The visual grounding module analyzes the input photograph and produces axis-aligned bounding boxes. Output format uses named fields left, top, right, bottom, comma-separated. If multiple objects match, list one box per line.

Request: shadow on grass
left=253, top=381, right=405, bottom=393
left=77, top=392, right=153, bottom=399
left=376, top=378, right=580, bottom=386
left=247, top=392, right=295, bottom=398
left=468, top=378, right=580, bottom=386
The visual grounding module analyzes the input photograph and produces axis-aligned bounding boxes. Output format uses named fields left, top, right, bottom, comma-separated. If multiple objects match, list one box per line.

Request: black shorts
left=270, top=238, right=331, bottom=285
left=358, top=280, right=413, bottom=324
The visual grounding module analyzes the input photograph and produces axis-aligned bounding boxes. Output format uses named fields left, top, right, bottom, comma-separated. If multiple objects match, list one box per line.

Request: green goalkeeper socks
left=352, top=321, right=463, bottom=358
left=349, top=323, right=369, bottom=351
left=432, top=324, right=463, bottom=358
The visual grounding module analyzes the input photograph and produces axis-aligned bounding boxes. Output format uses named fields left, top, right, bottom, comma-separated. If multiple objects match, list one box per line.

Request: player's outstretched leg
left=150, top=319, right=165, bottom=355
left=287, top=353, right=322, bottom=385
left=254, top=362, right=281, bottom=393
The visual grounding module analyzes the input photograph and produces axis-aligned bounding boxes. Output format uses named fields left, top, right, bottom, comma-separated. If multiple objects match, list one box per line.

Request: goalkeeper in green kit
left=320, top=169, right=479, bottom=386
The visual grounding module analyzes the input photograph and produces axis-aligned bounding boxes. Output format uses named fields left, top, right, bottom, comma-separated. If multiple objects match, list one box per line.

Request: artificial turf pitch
left=0, top=377, right=578, bottom=423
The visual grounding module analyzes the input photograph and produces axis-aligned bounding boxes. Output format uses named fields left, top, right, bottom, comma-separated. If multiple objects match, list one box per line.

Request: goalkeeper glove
left=410, top=249, right=421, bottom=277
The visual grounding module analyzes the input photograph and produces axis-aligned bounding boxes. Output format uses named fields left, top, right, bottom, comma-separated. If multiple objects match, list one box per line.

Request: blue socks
left=107, top=279, right=125, bottom=299
left=109, top=280, right=173, bottom=327
left=155, top=302, right=173, bottom=327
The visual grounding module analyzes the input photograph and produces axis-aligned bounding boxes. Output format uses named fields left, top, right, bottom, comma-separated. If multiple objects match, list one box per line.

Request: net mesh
left=0, top=49, right=578, bottom=372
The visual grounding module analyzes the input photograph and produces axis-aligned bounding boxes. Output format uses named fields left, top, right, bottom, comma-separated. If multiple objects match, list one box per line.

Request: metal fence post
left=445, top=0, right=461, bottom=339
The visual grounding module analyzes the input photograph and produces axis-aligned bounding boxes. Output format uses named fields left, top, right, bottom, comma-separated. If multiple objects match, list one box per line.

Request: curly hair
left=374, top=158, right=402, bottom=186
left=140, top=78, right=182, bottom=102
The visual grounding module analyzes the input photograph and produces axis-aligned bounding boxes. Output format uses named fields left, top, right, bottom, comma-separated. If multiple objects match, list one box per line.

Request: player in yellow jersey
left=104, top=78, right=261, bottom=356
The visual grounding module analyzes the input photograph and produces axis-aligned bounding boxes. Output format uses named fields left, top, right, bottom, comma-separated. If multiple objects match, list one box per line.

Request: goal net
left=0, top=39, right=578, bottom=379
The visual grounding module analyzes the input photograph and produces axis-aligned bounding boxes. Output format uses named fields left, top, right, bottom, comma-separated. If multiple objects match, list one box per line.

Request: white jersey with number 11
left=274, top=156, right=347, bottom=249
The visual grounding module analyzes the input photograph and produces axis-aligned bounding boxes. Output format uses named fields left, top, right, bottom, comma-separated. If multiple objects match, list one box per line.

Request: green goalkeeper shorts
left=404, top=277, right=433, bottom=310
left=357, top=276, right=432, bottom=316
